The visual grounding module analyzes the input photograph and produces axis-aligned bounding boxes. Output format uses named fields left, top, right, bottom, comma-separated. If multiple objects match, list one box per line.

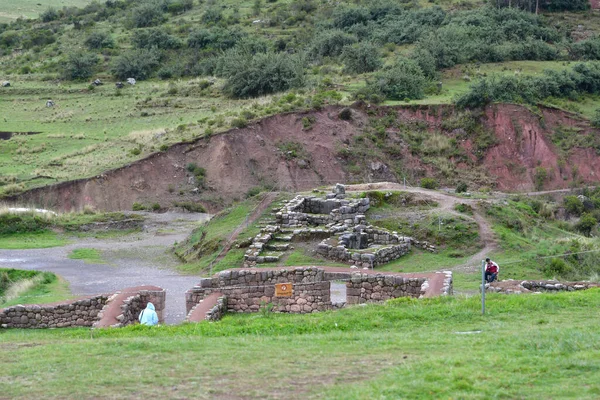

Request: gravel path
left=0, top=211, right=210, bottom=324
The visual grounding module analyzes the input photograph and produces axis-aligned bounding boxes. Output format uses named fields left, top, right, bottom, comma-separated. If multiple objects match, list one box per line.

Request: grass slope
left=1, top=291, right=599, bottom=398
left=0, top=0, right=93, bottom=22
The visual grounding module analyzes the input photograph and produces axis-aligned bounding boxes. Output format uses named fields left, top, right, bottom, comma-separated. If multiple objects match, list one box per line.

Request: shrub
left=576, top=213, right=597, bottom=237
left=332, top=6, right=370, bottom=29
left=187, top=28, right=241, bottom=50
left=0, top=213, right=50, bottom=234
left=592, top=109, right=600, bottom=128
left=309, top=30, right=357, bottom=59
left=151, top=203, right=161, bottom=211
left=132, top=28, right=182, bottom=49
left=111, top=48, right=160, bottom=80
left=172, top=201, right=206, bottom=212
left=564, top=195, right=584, bottom=216
left=129, top=1, right=166, bottom=28
left=246, top=187, right=262, bottom=198
left=41, top=7, right=59, bottom=22
left=230, top=117, right=248, bottom=128
left=85, top=32, right=114, bottom=49
left=202, top=8, right=223, bottom=24
left=223, top=52, right=305, bottom=98
left=366, top=57, right=427, bottom=101
left=341, top=42, right=382, bottom=74
left=420, top=177, right=439, bottom=189
left=62, top=52, right=99, bottom=80
left=187, top=163, right=206, bottom=186
left=456, top=182, right=468, bottom=193
left=132, top=202, right=145, bottom=211
left=339, top=107, right=352, bottom=120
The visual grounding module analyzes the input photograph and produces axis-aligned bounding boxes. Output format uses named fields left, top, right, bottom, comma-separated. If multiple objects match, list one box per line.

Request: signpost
left=481, top=259, right=486, bottom=315
left=275, top=283, right=293, bottom=297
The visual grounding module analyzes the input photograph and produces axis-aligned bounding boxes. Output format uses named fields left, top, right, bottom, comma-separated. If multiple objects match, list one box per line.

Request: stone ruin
left=243, top=184, right=435, bottom=268
left=486, top=279, right=600, bottom=294
left=185, top=267, right=451, bottom=321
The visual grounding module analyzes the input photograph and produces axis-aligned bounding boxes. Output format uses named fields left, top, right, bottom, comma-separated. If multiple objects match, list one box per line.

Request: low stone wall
left=0, top=295, right=108, bottom=329
left=111, top=289, right=166, bottom=327
left=346, top=273, right=426, bottom=304
left=317, top=241, right=411, bottom=267
left=487, top=279, right=600, bottom=294
left=187, top=281, right=331, bottom=314
left=206, top=296, right=227, bottom=321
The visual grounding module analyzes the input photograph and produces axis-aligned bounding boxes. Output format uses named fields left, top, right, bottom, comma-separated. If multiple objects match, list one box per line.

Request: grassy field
left=1, top=290, right=599, bottom=398
left=0, top=231, right=68, bottom=249
left=0, top=0, right=93, bottom=22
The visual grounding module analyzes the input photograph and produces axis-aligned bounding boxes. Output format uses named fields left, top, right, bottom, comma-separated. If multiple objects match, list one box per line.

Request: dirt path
left=0, top=211, right=210, bottom=324
left=345, top=182, right=499, bottom=273
left=212, top=192, right=278, bottom=266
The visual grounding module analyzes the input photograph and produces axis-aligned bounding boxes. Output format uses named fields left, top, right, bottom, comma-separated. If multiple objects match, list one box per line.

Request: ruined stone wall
left=521, top=281, right=600, bottom=291
left=316, top=241, right=411, bottom=267
left=0, top=296, right=108, bottom=328
left=115, top=289, right=166, bottom=327
left=345, top=274, right=426, bottom=304
left=276, top=196, right=369, bottom=227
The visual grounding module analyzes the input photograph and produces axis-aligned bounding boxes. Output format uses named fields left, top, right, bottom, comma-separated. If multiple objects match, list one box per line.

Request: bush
left=420, top=177, right=439, bottom=189
left=0, top=213, right=50, bottom=234
left=576, top=213, right=597, bottom=237
left=456, top=182, right=468, bottom=193
left=132, top=202, right=145, bottom=211
left=62, top=52, right=99, bottom=80
left=187, top=27, right=241, bottom=50
left=366, top=57, right=427, bottom=101
left=341, top=42, right=382, bottom=74
left=172, top=201, right=206, bottom=212
left=223, top=52, right=305, bottom=98
left=230, top=117, right=248, bottom=128
left=564, top=195, right=584, bottom=216
left=41, top=7, right=59, bottom=22
left=202, top=8, right=223, bottom=24
left=132, top=28, right=182, bottom=49
left=309, top=30, right=357, bottom=59
left=85, top=32, right=114, bottom=49
left=246, top=187, right=262, bottom=198
left=129, top=1, right=166, bottom=28
left=111, top=48, right=160, bottom=80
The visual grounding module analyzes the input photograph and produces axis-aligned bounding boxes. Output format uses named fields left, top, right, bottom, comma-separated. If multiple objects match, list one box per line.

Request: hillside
left=4, top=0, right=600, bottom=204
left=10, top=103, right=600, bottom=213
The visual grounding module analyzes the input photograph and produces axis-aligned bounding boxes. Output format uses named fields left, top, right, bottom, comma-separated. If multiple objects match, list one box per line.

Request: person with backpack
left=139, top=302, right=158, bottom=326
left=485, top=258, right=499, bottom=283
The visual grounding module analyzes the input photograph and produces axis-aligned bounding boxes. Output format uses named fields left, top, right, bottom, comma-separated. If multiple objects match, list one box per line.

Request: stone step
left=273, top=235, right=293, bottom=242
left=265, top=243, right=290, bottom=251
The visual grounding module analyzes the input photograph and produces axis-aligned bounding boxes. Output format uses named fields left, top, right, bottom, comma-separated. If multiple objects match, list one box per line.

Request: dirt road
left=0, top=212, right=210, bottom=324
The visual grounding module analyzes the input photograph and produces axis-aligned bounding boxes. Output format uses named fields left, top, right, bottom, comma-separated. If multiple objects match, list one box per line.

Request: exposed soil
left=11, top=104, right=600, bottom=213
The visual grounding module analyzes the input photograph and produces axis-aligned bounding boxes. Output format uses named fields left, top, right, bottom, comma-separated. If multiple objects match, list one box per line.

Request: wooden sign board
left=274, top=283, right=293, bottom=297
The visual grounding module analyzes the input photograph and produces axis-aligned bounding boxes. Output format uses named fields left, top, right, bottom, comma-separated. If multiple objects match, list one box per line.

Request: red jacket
left=486, top=262, right=499, bottom=274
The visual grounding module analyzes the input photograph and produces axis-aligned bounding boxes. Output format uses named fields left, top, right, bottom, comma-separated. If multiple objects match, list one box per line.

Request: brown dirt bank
left=10, top=103, right=600, bottom=212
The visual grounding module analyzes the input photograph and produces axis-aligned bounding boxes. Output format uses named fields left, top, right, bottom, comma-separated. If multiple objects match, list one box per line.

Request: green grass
left=67, top=248, right=104, bottom=264
left=0, top=0, right=93, bottom=22
left=1, top=290, right=600, bottom=398
left=0, top=275, right=72, bottom=308
left=0, top=231, right=68, bottom=249
left=282, top=248, right=348, bottom=268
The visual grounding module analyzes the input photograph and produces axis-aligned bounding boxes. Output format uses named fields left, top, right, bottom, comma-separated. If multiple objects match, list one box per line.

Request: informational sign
left=274, top=283, right=293, bottom=297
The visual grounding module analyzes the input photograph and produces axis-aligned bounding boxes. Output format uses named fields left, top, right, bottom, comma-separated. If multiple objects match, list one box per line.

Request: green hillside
left=3, top=0, right=600, bottom=195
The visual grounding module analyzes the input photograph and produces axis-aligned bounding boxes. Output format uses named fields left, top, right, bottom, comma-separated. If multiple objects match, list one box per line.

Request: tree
left=85, top=31, right=114, bottom=49
left=576, top=213, right=597, bottom=237
left=129, top=2, right=166, bottom=28
left=111, top=49, right=160, bottom=80
left=366, top=57, right=427, bottom=100
left=223, top=52, right=305, bottom=98
left=41, top=7, right=59, bottom=22
left=341, top=42, right=382, bottom=74
left=62, top=52, right=99, bottom=80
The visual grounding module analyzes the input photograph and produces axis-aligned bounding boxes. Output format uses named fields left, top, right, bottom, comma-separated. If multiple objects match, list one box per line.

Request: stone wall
left=275, top=195, right=370, bottom=228
left=186, top=268, right=331, bottom=314
left=0, top=295, right=108, bottom=329
left=488, top=280, right=600, bottom=294
left=345, top=273, right=426, bottom=304
left=110, top=289, right=166, bottom=327
left=206, top=296, right=227, bottom=321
